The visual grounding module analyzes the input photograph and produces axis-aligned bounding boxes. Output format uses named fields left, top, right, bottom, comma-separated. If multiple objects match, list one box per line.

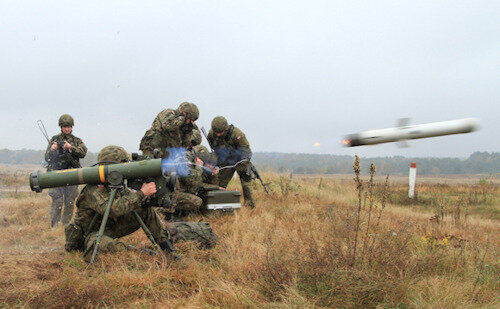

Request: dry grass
left=0, top=164, right=498, bottom=308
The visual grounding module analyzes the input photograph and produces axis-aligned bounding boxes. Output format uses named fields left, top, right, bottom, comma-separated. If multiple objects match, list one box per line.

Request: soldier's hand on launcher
left=140, top=182, right=157, bottom=197
left=195, top=157, right=204, bottom=166
left=63, top=141, right=71, bottom=150
left=206, top=164, right=218, bottom=175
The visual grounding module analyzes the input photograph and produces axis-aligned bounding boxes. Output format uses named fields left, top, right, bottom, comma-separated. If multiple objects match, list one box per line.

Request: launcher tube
left=30, top=159, right=164, bottom=192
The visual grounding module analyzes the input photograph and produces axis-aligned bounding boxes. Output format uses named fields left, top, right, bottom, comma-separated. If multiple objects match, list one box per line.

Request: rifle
left=38, top=120, right=81, bottom=169
left=250, top=163, right=270, bottom=194
left=201, top=127, right=214, bottom=152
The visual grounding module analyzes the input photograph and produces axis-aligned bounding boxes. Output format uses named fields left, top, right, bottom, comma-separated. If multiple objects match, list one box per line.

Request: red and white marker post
left=408, top=162, right=417, bottom=198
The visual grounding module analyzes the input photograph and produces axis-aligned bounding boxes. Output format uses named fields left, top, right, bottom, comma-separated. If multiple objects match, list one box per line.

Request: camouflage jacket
left=140, top=109, right=197, bottom=158
left=73, top=185, right=146, bottom=232
left=207, top=125, right=252, bottom=168
left=178, top=151, right=219, bottom=194
left=202, top=172, right=218, bottom=186
left=44, top=132, right=87, bottom=171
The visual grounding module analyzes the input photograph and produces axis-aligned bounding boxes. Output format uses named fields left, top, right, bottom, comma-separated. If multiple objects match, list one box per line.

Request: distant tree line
left=252, top=151, right=499, bottom=175
left=0, top=149, right=498, bottom=175
left=0, top=149, right=97, bottom=167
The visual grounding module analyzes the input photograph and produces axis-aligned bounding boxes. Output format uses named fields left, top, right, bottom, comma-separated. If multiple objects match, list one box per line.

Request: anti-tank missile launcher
left=30, top=157, right=178, bottom=208
left=30, top=153, right=242, bottom=212
left=29, top=150, right=241, bottom=263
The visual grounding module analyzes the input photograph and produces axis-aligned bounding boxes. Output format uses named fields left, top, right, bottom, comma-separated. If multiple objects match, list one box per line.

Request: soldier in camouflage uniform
left=193, top=145, right=219, bottom=185
left=65, top=145, right=217, bottom=256
left=207, top=116, right=255, bottom=208
left=139, top=102, right=200, bottom=158
left=170, top=146, right=219, bottom=215
left=67, top=145, right=172, bottom=256
left=44, top=114, right=87, bottom=227
left=188, top=129, right=202, bottom=150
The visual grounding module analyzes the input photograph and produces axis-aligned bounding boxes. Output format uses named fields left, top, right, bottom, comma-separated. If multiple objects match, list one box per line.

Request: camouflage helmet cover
left=193, top=145, right=217, bottom=165
left=191, top=129, right=202, bottom=146
left=178, top=102, right=199, bottom=121
left=211, top=116, right=229, bottom=134
left=58, top=114, right=74, bottom=127
left=98, top=145, right=128, bottom=164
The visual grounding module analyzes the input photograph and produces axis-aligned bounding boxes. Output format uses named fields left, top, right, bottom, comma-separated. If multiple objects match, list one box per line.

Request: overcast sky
left=1, top=1, right=498, bottom=158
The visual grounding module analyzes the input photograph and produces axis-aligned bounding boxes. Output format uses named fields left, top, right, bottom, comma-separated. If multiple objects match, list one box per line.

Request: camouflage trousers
left=218, top=167, right=255, bottom=208
left=173, top=191, right=203, bottom=212
left=49, top=186, right=78, bottom=227
left=84, top=207, right=168, bottom=255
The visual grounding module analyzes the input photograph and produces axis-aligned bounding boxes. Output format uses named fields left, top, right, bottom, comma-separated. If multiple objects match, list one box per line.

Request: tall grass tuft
left=0, top=165, right=498, bottom=307
left=351, top=155, right=363, bottom=266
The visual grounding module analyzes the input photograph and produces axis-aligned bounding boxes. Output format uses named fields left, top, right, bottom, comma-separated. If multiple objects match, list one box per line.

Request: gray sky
left=1, top=1, right=498, bottom=157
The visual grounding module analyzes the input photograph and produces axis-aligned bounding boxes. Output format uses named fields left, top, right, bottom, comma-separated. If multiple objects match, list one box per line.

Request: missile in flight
left=342, top=118, right=479, bottom=147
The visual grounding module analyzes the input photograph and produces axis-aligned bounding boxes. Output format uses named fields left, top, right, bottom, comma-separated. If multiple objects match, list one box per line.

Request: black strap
left=224, top=125, right=234, bottom=141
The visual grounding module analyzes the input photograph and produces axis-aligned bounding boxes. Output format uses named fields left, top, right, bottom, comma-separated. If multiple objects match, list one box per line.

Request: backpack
left=166, top=221, right=217, bottom=249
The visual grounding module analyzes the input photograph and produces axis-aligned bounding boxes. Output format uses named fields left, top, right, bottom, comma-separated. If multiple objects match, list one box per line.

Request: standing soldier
left=45, top=114, right=87, bottom=227
left=139, top=102, right=199, bottom=158
left=207, top=116, right=255, bottom=208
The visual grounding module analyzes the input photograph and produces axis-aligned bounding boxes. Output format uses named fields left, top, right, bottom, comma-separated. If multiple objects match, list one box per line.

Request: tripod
left=83, top=171, right=179, bottom=264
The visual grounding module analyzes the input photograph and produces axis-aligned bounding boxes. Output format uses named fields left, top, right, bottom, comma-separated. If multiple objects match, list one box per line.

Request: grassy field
left=0, top=162, right=498, bottom=308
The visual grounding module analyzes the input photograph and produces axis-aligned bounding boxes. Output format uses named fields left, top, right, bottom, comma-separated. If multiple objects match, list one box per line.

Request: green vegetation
left=254, top=151, right=500, bottom=175
left=1, top=148, right=499, bottom=175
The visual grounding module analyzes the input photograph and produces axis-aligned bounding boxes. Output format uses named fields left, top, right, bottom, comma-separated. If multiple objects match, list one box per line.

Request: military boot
left=241, top=180, right=256, bottom=209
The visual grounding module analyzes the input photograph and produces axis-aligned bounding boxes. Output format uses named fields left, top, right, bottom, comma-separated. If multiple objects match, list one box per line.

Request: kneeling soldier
left=170, top=146, right=219, bottom=216
left=65, top=145, right=172, bottom=259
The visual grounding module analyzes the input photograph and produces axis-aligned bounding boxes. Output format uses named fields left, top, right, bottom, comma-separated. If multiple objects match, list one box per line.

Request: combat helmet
left=211, top=116, right=229, bottom=134
left=178, top=102, right=199, bottom=121
left=191, top=129, right=202, bottom=146
left=193, top=145, right=217, bottom=165
left=97, top=145, right=129, bottom=164
left=58, top=114, right=74, bottom=127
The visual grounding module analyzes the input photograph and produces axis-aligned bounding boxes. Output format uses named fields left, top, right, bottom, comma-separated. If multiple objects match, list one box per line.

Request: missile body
left=343, top=118, right=479, bottom=147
